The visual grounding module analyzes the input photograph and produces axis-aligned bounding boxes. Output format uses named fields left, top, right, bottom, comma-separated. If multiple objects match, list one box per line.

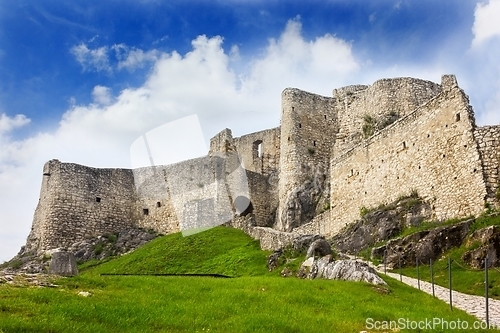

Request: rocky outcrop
left=371, top=219, right=473, bottom=267
left=297, top=256, right=386, bottom=285
left=462, top=226, right=500, bottom=268
left=2, top=227, right=159, bottom=274
left=305, top=239, right=333, bottom=258
left=332, top=197, right=433, bottom=254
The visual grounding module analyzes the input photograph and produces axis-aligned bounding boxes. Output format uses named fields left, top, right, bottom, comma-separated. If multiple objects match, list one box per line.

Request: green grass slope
left=82, top=226, right=271, bottom=277
left=1, top=226, right=497, bottom=332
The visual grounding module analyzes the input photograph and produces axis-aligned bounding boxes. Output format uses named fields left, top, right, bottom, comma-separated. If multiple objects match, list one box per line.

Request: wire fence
left=382, top=251, right=494, bottom=329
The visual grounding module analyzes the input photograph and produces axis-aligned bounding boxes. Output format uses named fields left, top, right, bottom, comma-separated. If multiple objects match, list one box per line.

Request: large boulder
left=462, top=226, right=500, bottom=268
left=324, top=260, right=387, bottom=285
left=297, top=256, right=386, bottom=285
left=48, top=252, right=78, bottom=276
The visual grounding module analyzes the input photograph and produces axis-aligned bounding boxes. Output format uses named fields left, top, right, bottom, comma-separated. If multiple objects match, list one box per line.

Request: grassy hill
left=81, top=226, right=271, bottom=277
left=0, top=226, right=496, bottom=332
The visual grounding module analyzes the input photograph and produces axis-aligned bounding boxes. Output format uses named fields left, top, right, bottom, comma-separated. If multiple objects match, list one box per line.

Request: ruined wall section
left=26, top=160, right=139, bottom=253
left=328, top=75, right=487, bottom=236
left=278, top=88, right=338, bottom=231
left=334, top=78, right=442, bottom=155
left=474, top=126, right=500, bottom=207
left=233, top=127, right=280, bottom=177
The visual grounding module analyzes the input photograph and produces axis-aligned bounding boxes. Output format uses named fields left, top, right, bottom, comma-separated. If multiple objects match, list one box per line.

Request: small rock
left=77, top=291, right=92, bottom=297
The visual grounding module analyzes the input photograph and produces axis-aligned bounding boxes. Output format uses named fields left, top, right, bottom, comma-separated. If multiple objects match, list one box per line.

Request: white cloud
left=0, top=18, right=360, bottom=262
left=472, top=0, right=500, bottom=47
left=70, top=43, right=111, bottom=73
left=91, top=85, right=113, bottom=105
left=0, top=114, right=30, bottom=134
left=242, top=17, right=359, bottom=97
left=112, top=44, right=160, bottom=71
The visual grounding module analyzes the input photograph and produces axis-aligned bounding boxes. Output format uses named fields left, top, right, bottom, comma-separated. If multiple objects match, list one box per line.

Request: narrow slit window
left=324, top=115, right=327, bottom=120
left=456, top=113, right=461, bottom=122
left=403, top=141, right=407, bottom=149
left=292, top=107, right=295, bottom=112
left=96, top=197, right=101, bottom=203
left=313, top=140, right=316, bottom=146
left=299, top=123, right=302, bottom=128
left=156, top=202, right=161, bottom=208
left=257, top=142, right=263, bottom=158
left=143, top=208, right=149, bottom=215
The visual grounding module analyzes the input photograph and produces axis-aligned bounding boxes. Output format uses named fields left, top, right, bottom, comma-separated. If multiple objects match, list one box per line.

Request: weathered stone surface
left=48, top=252, right=78, bottom=276
left=372, top=219, right=473, bottom=267
left=292, top=234, right=324, bottom=252
left=332, top=198, right=432, bottom=254
left=462, top=226, right=500, bottom=268
left=306, top=239, right=333, bottom=258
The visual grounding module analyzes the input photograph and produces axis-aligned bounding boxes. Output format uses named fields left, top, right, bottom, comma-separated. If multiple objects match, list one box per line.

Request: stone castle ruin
left=24, top=75, right=500, bottom=254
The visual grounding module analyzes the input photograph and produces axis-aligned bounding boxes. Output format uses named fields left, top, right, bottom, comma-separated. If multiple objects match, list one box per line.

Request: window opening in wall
left=299, top=123, right=302, bottom=128
left=446, top=124, right=448, bottom=128
left=252, top=140, right=263, bottom=160
left=427, top=134, right=430, bottom=138
left=474, top=168, right=477, bottom=173
left=403, top=141, right=407, bottom=149
left=157, top=202, right=161, bottom=208
left=418, top=166, right=421, bottom=169
left=443, top=154, right=446, bottom=158
left=143, top=208, right=149, bottom=215
left=313, top=140, right=316, bottom=146
left=292, top=107, right=295, bottom=112
left=456, top=113, right=461, bottom=122
left=288, top=136, right=291, bottom=141
left=324, top=115, right=327, bottom=120
left=96, top=197, right=101, bottom=203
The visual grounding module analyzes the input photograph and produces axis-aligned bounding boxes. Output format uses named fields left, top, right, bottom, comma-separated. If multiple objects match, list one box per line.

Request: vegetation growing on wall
left=362, top=111, right=401, bottom=139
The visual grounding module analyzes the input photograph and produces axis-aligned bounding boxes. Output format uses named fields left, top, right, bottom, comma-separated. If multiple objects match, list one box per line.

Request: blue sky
left=1, top=0, right=499, bottom=262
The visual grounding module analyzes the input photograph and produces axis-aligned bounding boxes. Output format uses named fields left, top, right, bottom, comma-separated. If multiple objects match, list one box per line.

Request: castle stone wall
left=327, top=76, right=487, bottom=235
left=233, top=127, right=281, bottom=177
left=26, top=160, right=138, bottom=253
left=334, top=78, right=442, bottom=155
left=474, top=126, right=500, bottom=206
left=278, top=88, right=338, bottom=231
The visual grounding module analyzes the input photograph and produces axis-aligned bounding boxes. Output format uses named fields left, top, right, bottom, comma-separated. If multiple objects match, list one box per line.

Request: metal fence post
left=430, top=258, right=435, bottom=298
left=384, top=249, right=387, bottom=275
left=448, top=257, right=452, bottom=311
left=485, top=256, right=489, bottom=329
left=417, top=257, right=420, bottom=290
left=399, top=253, right=402, bottom=282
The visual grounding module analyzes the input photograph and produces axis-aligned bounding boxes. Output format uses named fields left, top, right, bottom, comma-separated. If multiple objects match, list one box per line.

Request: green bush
left=359, top=206, right=370, bottom=217
left=93, top=244, right=103, bottom=256
left=9, top=260, right=22, bottom=269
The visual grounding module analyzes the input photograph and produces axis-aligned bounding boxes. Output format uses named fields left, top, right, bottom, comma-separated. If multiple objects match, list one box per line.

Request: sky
left=1, top=0, right=500, bottom=262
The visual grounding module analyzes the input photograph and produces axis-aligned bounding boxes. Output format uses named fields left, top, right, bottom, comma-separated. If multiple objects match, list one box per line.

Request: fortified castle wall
left=278, top=89, right=337, bottom=231
left=23, top=74, right=500, bottom=255
left=26, top=128, right=276, bottom=254
left=26, top=160, right=139, bottom=252
left=327, top=75, right=487, bottom=235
